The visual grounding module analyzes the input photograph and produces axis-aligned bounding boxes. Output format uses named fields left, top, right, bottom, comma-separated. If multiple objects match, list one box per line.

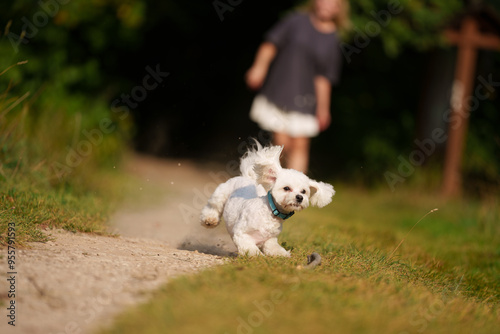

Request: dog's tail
left=239, top=140, right=283, bottom=181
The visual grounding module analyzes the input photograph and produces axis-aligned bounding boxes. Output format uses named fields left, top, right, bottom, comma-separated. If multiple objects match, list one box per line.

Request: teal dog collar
left=267, top=191, right=294, bottom=220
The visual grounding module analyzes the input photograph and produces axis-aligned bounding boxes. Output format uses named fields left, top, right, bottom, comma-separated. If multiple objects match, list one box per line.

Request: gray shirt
left=260, top=12, right=342, bottom=115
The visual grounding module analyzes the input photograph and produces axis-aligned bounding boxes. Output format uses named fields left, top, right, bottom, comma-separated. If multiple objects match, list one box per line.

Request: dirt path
left=0, top=153, right=236, bottom=334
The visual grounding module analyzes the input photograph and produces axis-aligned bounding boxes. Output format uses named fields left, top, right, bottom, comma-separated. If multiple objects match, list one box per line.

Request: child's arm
left=314, top=75, right=332, bottom=131
left=245, top=42, right=277, bottom=90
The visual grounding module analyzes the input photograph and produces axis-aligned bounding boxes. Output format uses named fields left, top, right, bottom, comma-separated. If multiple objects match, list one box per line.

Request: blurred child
left=245, top=0, right=350, bottom=172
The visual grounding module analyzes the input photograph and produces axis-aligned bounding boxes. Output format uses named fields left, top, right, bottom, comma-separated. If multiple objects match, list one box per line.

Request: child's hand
left=245, top=66, right=267, bottom=90
left=317, top=108, right=331, bottom=131
left=245, top=42, right=276, bottom=90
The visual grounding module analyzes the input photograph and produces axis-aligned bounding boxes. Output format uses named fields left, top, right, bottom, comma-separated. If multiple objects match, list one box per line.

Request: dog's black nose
left=296, top=194, right=303, bottom=203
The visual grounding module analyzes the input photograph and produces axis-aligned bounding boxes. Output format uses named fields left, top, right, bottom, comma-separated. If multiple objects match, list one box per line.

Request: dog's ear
left=241, top=143, right=283, bottom=191
left=309, top=180, right=335, bottom=208
left=254, top=164, right=280, bottom=191
left=249, top=144, right=283, bottom=191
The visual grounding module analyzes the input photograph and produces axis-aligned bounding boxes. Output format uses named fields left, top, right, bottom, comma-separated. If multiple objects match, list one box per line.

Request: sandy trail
left=0, top=153, right=236, bottom=334
left=112, top=154, right=236, bottom=255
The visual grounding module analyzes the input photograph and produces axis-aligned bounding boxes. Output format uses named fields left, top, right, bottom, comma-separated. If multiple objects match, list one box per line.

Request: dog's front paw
left=264, top=247, right=291, bottom=257
left=239, top=248, right=263, bottom=257
left=262, top=238, right=291, bottom=257
left=200, top=207, right=220, bottom=228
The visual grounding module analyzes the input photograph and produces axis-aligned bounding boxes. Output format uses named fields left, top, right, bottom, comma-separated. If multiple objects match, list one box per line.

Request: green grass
left=0, top=168, right=127, bottom=245
left=100, top=186, right=500, bottom=334
left=0, top=59, right=133, bottom=245
left=0, top=150, right=160, bottom=246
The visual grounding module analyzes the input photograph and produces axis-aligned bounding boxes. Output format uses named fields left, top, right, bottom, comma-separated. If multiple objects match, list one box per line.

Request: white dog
left=200, top=142, right=335, bottom=257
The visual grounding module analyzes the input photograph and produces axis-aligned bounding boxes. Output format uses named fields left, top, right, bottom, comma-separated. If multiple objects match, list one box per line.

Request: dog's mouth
left=287, top=202, right=304, bottom=210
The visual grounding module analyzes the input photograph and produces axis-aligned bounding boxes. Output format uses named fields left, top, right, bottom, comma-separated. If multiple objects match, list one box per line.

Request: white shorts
left=249, top=95, right=319, bottom=138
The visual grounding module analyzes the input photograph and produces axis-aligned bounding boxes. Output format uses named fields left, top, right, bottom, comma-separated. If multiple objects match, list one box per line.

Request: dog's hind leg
left=200, top=179, right=237, bottom=228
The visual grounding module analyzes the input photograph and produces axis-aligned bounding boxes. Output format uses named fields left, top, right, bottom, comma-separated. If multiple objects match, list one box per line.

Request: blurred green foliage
left=0, top=0, right=498, bottom=200
left=0, top=1, right=141, bottom=242
left=0, top=0, right=142, bottom=188
left=318, top=0, right=500, bottom=196
left=347, top=0, right=463, bottom=56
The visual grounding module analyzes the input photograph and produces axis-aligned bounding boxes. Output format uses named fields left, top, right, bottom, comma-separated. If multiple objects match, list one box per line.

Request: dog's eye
left=284, top=186, right=291, bottom=191
left=301, top=189, right=306, bottom=194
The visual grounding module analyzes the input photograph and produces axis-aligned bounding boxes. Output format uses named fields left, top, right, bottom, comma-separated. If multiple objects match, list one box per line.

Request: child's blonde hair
left=301, top=0, right=352, bottom=32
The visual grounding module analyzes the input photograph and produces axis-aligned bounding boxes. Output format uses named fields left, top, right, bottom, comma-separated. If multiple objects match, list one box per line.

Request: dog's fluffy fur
left=200, top=142, right=335, bottom=257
